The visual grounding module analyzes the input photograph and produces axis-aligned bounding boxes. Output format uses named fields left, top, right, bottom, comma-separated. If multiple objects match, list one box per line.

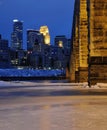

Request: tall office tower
left=69, top=0, right=107, bottom=85
left=11, top=19, right=23, bottom=50
left=39, top=26, right=50, bottom=45
left=27, top=29, right=44, bottom=51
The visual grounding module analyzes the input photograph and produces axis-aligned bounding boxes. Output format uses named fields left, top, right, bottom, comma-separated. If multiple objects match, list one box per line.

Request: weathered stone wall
left=90, top=65, right=107, bottom=85
left=69, top=0, right=107, bottom=85
left=89, top=0, right=107, bottom=85
left=69, top=0, right=88, bottom=82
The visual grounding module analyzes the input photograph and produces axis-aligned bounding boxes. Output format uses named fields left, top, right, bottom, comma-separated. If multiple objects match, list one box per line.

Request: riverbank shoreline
left=0, top=76, right=66, bottom=81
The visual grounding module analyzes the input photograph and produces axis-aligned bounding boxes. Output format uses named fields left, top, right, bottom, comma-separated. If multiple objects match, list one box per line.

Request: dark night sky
left=0, top=0, right=75, bottom=49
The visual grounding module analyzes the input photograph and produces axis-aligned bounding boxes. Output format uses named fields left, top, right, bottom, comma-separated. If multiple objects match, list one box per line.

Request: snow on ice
left=0, top=69, right=65, bottom=77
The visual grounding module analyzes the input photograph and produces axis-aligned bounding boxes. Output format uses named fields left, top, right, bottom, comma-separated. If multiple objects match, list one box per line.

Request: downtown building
left=54, top=35, right=71, bottom=69
left=54, top=35, right=68, bottom=48
left=27, top=27, right=67, bottom=69
left=0, top=35, right=10, bottom=68
left=69, top=0, right=107, bottom=85
left=10, top=19, right=27, bottom=67
left=27, top=29, right=44, bottom=51
left=27, top=28, right=48, bottom=69
left=11, top=19, right=23, bottom=50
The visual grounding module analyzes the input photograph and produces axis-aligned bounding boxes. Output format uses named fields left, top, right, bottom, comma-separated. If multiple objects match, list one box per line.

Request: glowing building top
left=13, top=19, right=19, bottom=22
left=39, top=26, right=50, bottom=45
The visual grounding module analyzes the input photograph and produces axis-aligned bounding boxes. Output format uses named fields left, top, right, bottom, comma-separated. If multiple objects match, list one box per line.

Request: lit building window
left=58, top=41, right=63, bottom=48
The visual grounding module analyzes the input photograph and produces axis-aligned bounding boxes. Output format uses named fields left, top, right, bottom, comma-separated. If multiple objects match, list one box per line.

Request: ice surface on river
left=0, top=96, right=107, bottom=130
left=0, top=80, right=107, bottom=130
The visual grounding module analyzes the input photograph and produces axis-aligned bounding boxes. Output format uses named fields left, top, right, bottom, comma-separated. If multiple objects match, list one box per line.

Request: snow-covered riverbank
left=0, top=69, right=65, bottom=77
left=0, top=80, right=107, bottom=88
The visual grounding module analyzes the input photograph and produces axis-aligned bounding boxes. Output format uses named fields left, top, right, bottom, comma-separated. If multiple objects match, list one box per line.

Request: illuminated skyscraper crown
left=40, top=26, right=50, bottom=45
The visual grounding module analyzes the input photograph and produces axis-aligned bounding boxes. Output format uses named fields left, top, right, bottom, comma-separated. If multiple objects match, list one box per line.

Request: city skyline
left=0, top=0, right=75, bottom=49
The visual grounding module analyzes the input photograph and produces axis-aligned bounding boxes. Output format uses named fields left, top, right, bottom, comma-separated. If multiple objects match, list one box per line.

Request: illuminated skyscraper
left=69, top=0, right=107, bottom=85
left=40, top=26, right=50, bottom=45
left=11, top=19, right=23, bottom=50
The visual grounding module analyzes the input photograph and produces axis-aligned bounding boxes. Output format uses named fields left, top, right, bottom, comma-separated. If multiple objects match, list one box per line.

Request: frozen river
left=0, top=80, right=107, bottom=130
